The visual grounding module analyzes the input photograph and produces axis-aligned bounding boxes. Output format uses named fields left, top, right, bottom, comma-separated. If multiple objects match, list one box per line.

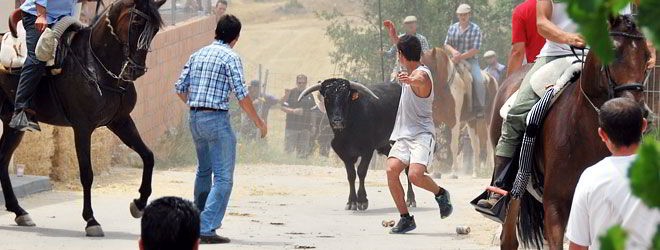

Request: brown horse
left=422, top=48, right=498, bottom=177
left=490, top=15, right=651, bottom=249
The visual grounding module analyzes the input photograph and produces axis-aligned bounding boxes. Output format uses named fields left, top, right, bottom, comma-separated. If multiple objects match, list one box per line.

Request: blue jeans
left=467, top=58, right=485, bottom=108
left=189, top=110, right=237, bottom=236
left=15, top=12, right=47, bottom=111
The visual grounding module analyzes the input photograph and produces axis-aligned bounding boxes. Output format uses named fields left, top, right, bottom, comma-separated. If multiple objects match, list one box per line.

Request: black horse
left=0, top=0, right=165, bottom=236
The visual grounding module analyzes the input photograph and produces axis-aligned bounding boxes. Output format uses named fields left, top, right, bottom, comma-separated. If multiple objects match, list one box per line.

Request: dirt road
left=0, top=164, right=501, bottom=249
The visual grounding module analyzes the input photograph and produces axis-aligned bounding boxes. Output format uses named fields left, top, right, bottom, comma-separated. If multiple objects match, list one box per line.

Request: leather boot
left=476, top=156, right=512, bottom=208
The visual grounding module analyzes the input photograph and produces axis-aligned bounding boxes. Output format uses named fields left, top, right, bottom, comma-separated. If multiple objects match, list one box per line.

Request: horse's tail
left=517, top=191, right=545, bottom=249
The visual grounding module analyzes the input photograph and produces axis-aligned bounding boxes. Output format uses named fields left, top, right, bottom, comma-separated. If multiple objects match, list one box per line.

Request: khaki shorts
left=388, top=133, right=435, bottom=167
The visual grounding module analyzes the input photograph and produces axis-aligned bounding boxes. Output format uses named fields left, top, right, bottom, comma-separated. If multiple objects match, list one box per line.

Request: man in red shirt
left=505, top=0, right=545, bottom=78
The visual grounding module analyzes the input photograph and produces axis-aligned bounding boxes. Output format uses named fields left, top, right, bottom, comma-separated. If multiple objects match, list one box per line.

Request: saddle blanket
left=500, top=57, right=583, bottom=120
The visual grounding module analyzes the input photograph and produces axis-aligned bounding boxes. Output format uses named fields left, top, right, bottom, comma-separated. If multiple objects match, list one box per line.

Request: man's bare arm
left=506, top=42, right=526, bottom=77
left=461, top=48, right=479, bottom=59
left=537, top=0, right=585, bottom=47
left=647, top=40, right=656, bottom=69
left=177, top=92, right=188, bottom=103
left=568, top=242, right=588, bottom=250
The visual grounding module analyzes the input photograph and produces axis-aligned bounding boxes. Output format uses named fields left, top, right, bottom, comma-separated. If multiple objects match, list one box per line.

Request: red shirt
left=511, top=0, right=546, bottom=63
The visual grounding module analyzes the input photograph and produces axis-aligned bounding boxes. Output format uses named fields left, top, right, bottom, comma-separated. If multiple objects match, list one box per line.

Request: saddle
left=0, top=12, right=84, bottom=75
left=499, top=57, right=583, bottom=120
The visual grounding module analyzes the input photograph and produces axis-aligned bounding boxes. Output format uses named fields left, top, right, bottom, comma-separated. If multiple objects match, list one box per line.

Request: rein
left=573, top=31, right=648, bottom=113
left=88, top=1, right=156, bottom=83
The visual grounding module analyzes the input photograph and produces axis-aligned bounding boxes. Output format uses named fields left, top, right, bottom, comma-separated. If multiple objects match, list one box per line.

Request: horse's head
left=421, top=47, right=452, bottom=91
left=100, top=0, right=166, bottom=81
left=598, top=15, right=651, bottom=103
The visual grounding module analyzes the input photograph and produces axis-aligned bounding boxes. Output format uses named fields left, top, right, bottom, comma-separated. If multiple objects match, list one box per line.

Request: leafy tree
left=565, top=0, right=659, bottom=64
left=320, top=0, right=521, bottom=83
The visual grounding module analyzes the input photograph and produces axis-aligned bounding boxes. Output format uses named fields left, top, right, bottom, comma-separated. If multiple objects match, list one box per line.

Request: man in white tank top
left=386, top=35, right=453, bottom=234
left=479, top=0, right=588, bottom=208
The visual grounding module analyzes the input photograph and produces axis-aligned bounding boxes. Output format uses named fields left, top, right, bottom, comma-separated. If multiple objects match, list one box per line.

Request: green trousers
left=495, top=56, right=561, bottom=157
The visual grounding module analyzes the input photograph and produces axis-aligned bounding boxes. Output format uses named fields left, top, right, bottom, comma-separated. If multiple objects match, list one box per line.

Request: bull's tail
left=517, top=191, right=544, bottom=249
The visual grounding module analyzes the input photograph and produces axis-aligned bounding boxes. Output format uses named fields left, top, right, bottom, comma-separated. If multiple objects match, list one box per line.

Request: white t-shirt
left=538, top=1, right=631, bottom=57
left=566, top=155, right=660, bottom=250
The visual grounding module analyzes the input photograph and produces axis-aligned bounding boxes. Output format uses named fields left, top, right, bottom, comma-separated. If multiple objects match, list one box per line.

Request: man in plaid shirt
left=175, top=14, right=267, bottom=244
left=444, top=3, right=485, bottom=115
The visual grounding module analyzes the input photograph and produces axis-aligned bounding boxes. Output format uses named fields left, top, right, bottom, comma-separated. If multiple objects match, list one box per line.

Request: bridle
left=574, top=31, right=649, bottom=113
left=89, top=1, right=158, bottom=82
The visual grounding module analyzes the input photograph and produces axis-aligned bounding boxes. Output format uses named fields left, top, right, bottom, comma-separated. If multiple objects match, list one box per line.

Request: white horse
left=422, top=48, right=498, bottom=177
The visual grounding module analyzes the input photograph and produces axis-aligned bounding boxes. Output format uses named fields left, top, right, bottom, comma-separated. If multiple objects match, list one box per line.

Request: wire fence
left=647, top=64, right=660, bottom=136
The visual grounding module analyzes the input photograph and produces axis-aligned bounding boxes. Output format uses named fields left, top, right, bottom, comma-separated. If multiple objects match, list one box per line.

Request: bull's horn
left=298, top=84, right=322, bottom=102
left=349, top=81, right=379, bottom=100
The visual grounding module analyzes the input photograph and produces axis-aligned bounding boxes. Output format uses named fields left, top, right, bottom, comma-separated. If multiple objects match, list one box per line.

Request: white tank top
left=538, top=2, right=631, bottom=57
left=537, top=2, right=584, bottom=57
left=390, top=65, right=435, bottom=140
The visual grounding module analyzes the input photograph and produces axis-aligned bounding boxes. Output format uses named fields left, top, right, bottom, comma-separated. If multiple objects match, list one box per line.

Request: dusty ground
left=0, top=164, right=501, bottom=250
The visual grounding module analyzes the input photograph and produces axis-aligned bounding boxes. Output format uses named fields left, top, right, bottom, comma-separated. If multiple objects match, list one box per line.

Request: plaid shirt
left=444, top=22, right=482, bottom=59
left=175, top=41, right=248, bottom=110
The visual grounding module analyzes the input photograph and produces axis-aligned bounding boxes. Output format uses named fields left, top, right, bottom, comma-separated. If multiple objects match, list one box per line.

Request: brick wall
left=131, top=16, right=216, bottom=146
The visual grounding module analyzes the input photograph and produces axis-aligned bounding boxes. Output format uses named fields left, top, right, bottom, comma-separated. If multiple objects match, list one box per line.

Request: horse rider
left=477, top=0, right=656, bottom=208
left=9, top=0, right=77, bottom=132
left=505, top=0, right=546, bottom=78
left=444, top=3, right=485, bottom=116
left=482, top=50, right=506, bottom=84
left=384, top=15, right=431, bottom=82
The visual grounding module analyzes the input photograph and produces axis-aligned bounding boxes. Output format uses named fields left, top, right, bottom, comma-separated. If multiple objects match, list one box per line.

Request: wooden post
left=263, top=69, right=269, bottom=95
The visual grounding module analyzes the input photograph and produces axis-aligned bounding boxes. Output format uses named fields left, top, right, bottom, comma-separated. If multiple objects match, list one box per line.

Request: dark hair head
left=215, top=14, right=241, bottom=44
left=397, top=35, right=422, bottom=62
left=216, top=0, right=228, bottom=7
left=141, top=197, right=200, bottom=250
left=598, top=98, right=644, bottom=147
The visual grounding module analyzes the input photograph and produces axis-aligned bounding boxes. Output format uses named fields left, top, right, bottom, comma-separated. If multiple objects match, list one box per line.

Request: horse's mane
left=88, top=0, right=164, bottom=29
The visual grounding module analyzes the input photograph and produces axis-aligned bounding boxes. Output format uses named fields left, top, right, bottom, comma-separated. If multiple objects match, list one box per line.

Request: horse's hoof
left=357, top=201, right=369, bottom=211
left=130, top=200, right=143, bottom=218
left=85, top=225, right=105, bottom=237
left=15, top=214, right=36, bottom=227
left=406, top=200, right=417, bottom=208
left=345, top=202, right=358, bottom=211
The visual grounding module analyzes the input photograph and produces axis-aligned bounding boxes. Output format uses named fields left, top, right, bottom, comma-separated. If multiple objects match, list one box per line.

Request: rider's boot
left=9, top=109, right=41, bottom=132
left=476, top=156, right=511, bottom=208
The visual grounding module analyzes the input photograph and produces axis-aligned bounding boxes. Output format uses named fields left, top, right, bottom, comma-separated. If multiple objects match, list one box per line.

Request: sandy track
left=0, top=164, right=501, bottom=249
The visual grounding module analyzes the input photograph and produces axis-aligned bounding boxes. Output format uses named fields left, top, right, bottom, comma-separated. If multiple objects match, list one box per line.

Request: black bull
left=298, top=78, right=417, bottom=210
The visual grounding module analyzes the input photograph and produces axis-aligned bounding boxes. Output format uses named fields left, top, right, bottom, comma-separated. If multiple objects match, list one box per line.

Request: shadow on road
left=349, top=206, right=435, bottom=215
left=0, top=225, right=139, bottom=240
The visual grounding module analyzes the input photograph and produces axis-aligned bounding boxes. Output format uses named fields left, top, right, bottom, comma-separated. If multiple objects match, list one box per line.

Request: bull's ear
left=351, top=92, right=360, bottom=101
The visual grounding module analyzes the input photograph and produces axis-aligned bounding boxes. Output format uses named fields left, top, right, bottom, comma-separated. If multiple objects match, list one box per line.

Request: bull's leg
left=342, top=157, right=358, bottom=210
left=501, top=198, right=520, bottom=249
left=73, top=128, right=103, bottom=237
left=0, top=124, right=34, bottom=226
left=355, top=152, right=373, bottom=211
left=404, top=167, right=416, bottom=207
left=108, top=117, right=154, bottom=218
